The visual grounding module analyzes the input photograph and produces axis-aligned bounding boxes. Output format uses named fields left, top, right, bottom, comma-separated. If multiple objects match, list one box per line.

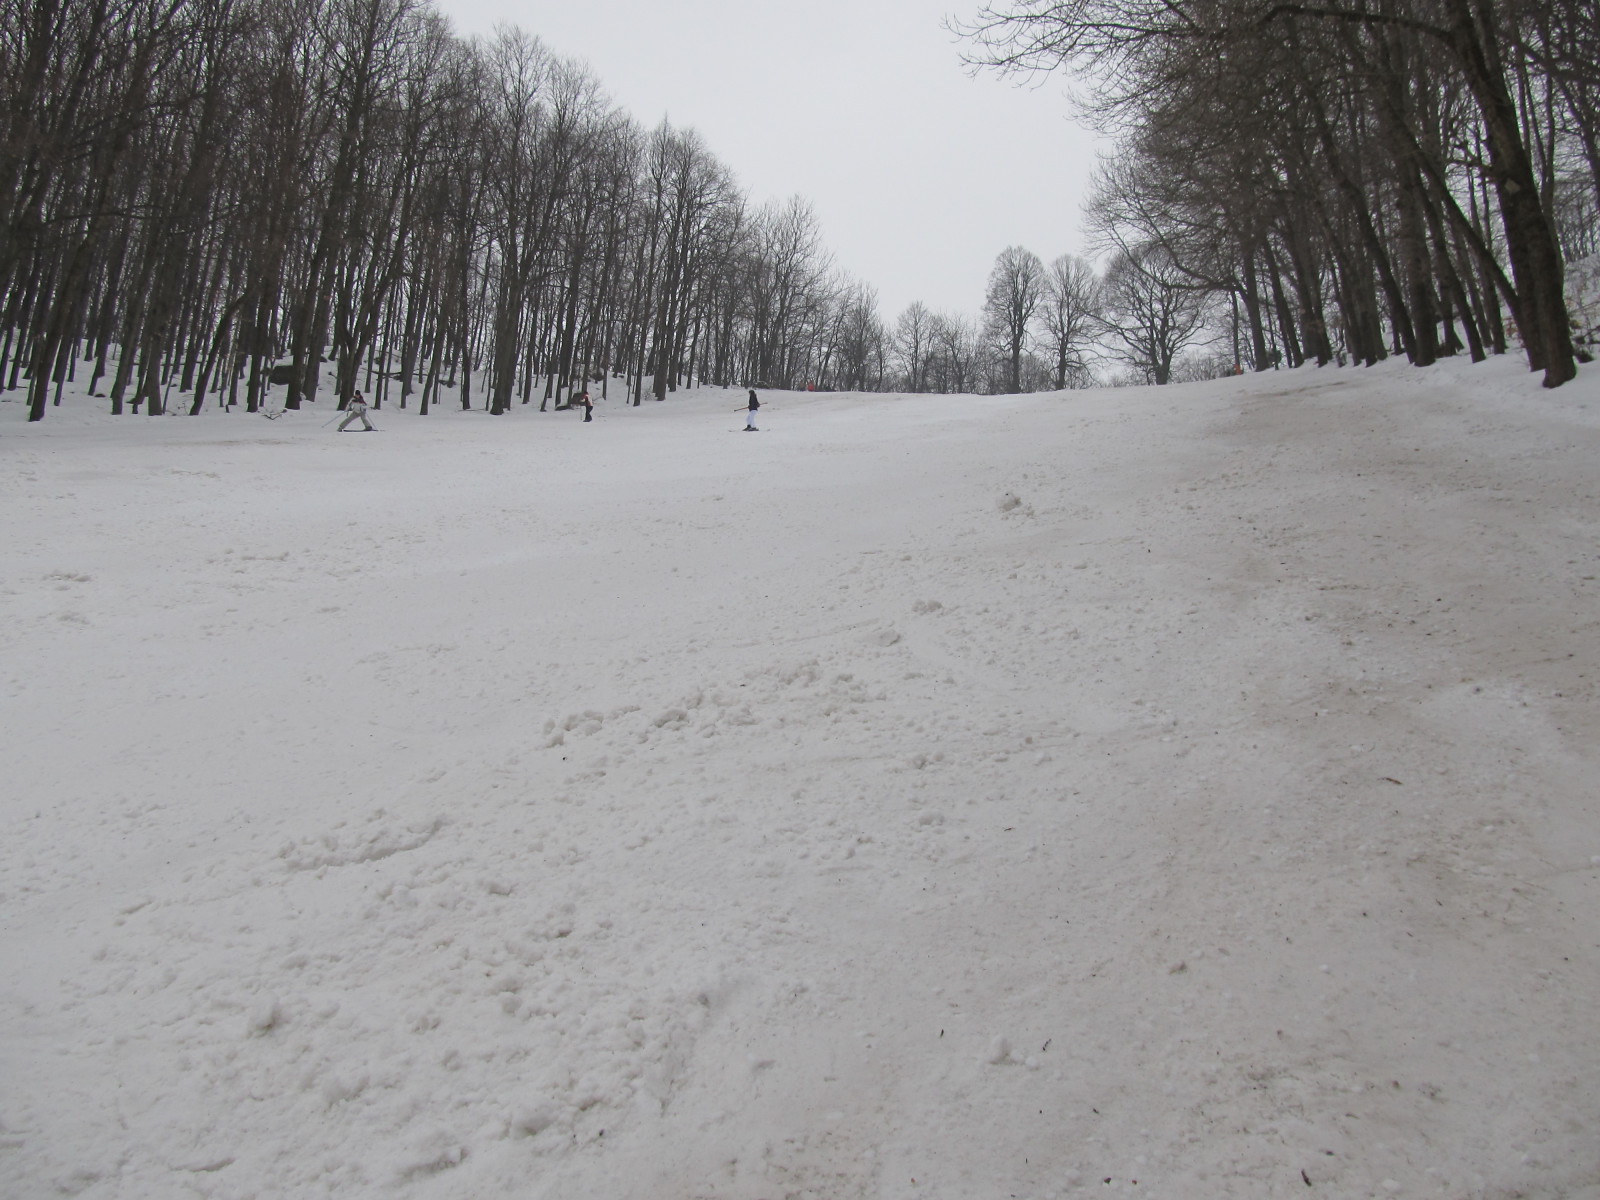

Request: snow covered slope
left=2, top=361, right=1598, bottom=1199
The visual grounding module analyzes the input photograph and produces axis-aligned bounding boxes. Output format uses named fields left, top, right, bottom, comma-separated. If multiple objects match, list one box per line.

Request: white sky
left=432, top=0, right=1106, bottom=320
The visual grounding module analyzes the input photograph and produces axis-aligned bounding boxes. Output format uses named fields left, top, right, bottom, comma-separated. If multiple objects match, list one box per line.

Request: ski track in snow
left=2, top=362, right=1599, bottom=1199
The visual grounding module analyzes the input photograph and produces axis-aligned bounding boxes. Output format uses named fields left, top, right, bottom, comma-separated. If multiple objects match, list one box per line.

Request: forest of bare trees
left=0, top=0, right=886, bottom=422
left=872, top=0, right=1599, bottom=395
left=8, top=0, right=1597, bottom=419
left=957, top=0, right=1600, bottom=389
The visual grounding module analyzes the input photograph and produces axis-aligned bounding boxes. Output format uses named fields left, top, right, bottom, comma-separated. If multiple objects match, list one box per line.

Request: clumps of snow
left=320, top=1070, right=370, bottom=1107
left=278, top=812, right=442, bottom=871
left=396, top=1128, right=467, bottom=1179
left=246, top=997, right=284, bottom=1036
left=997, top=492, right=1022, bottom=512
left=511, top=1105, right=559, bottom=1137
left=772, top=660, right=822, bottom=687
left=563, top=710, right=605, bottom=735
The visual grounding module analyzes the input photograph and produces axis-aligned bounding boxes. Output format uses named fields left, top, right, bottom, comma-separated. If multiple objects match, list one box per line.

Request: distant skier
left=743, top=388, right=760, bottom=431
left=579, top=389, right=593, bottom=422
left=338, top=389, right=373, bottom=432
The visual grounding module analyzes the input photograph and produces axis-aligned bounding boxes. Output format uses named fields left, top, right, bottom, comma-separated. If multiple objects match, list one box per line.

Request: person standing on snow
left=338, top=389, right=373, bottom=432
left=579, top=389, right=593, bottom=422
left=743, top=388, right=760, bottom=431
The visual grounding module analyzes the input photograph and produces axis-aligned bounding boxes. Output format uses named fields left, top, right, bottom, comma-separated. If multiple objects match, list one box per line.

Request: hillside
left=2, top=360, right=1598, bottom=1199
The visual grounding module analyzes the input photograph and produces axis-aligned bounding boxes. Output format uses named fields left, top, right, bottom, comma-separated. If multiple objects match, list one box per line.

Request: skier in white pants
left=338, top=390, right=373, bottom=432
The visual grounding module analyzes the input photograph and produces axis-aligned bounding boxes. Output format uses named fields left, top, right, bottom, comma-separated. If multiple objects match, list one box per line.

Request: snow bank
left=2, top=360, right=1598, bottom=1199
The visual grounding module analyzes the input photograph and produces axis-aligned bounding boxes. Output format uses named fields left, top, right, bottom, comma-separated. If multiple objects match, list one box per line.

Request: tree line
left=871, top=249, right=1087, bottom=395
left=952, top=0, right=1599, bottom=389
left=877, top=242, right=1218, bottom=394
left=1, top=0, right=886, bottom=423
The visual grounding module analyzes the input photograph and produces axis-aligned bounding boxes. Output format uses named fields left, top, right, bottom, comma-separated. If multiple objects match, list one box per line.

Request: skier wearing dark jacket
left=337, top=390, right=373, bottom=432
left=744, top=389, right=760, bottom=430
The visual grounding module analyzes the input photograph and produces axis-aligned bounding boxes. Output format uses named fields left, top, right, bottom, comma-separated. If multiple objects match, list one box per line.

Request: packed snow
left=2, top=359, right=1598, bottom=1199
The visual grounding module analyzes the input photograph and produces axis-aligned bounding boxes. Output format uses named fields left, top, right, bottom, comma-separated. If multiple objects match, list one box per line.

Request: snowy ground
left=2, top=360, right=1599, bottom=1200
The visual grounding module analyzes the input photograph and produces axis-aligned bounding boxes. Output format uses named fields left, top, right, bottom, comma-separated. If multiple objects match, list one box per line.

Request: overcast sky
left=432, top=0, right=1106, bottom=320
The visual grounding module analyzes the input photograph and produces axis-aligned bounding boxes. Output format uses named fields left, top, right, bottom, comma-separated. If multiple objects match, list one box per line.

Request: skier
left=743, top=388, right=760, bottom=431
left=337, top=389, right=373, bottom=432
left=579, top=389, right=593, bottom=422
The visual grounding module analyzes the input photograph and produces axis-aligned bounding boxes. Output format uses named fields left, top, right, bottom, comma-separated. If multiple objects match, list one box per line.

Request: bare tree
left=830, top=280, right=886, bottom=391
left=1036, top=254, right=1099, bottom=388
left=926, top=311, right=980, bottom=394
left=1097, top=242, right=1213, bottom=384
left=745, top=196, right=833, bottom=389
left=892, top=300, right=934, bottom=391
left=982, top=245, right=1044, bottom=392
